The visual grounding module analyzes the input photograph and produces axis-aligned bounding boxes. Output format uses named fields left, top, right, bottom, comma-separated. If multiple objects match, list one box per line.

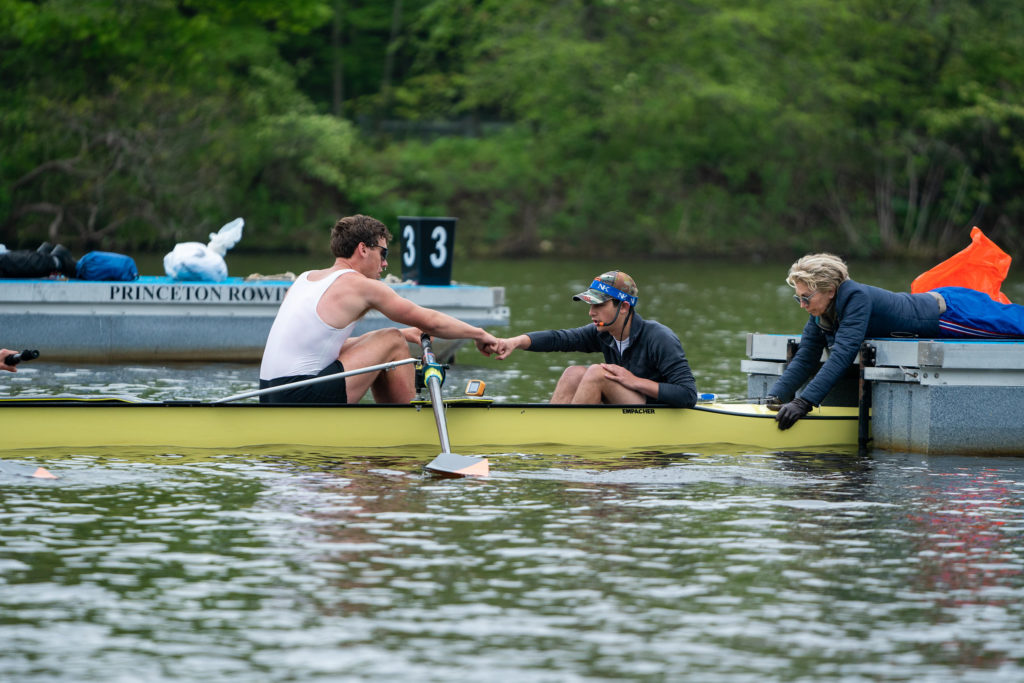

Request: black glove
left=775, top=397, right=813, bottom=430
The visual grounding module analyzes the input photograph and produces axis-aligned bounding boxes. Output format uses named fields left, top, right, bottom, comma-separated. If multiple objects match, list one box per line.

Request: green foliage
left=3, top=0, right=1024, bottom=259
left=0, top=0, right=340, bottom=250
left=367, top=0, right=1024, bottom=259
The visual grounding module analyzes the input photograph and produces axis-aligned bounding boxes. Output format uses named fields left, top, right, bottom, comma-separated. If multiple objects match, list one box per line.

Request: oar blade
left=0, top=462, right=59, bottom=479
left=425, top=452, right=489, bottom=478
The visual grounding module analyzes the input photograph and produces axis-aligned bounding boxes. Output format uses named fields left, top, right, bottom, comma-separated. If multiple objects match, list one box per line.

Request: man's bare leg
left=550, top=365, right=587, bottom=404
left=339, top=328, right=416, bottom=403
left=571, top=364, right=645, bottom=404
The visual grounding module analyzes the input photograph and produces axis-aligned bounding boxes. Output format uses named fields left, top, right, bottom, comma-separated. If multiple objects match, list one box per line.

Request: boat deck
left=743, top=332, right=1024, bottom=455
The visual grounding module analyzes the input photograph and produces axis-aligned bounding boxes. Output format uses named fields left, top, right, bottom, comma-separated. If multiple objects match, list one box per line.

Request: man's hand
left=492, top=335, right=530, bottom=360
left=474, top=331, right=499, bottom=356
left=0, top=349, right=17, bottom=373
left=775, top=397, right=813, bottom=430
left=601, top=363, right=640, bottom=391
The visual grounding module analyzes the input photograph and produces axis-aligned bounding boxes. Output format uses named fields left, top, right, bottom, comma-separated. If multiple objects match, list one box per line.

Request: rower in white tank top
left=259, top=269, right=358, bottom=380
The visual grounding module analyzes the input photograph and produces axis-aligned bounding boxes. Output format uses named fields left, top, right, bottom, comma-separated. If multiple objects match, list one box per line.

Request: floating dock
left=743, top=332, right=1024, bottom=456
left=0, top=276, right=509, bottom=362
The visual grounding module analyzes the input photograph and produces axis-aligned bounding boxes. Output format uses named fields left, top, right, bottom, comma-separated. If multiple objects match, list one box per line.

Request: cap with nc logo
left=572, top=270, right=638, bottom=306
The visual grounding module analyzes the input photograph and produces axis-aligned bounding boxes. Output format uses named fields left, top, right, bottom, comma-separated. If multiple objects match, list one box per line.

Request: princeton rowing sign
left=0, top=276, right=293, bottom=307
left=107, top=283, right=287, bottom=304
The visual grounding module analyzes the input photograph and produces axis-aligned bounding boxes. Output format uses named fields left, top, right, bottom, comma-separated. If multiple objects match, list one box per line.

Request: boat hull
left=0, top=399, right=860, bottom=452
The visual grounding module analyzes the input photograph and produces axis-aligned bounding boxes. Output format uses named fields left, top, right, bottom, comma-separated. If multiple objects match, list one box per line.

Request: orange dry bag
left=910, top=226, right=1012, bottom=304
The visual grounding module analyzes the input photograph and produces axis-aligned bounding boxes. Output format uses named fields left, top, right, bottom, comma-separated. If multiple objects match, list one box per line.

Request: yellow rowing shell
left=0, top=398, right=860, bottom=453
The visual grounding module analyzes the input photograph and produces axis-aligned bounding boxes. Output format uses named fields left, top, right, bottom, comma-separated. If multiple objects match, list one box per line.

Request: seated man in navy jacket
left=493, top=270, right=698, bottom=407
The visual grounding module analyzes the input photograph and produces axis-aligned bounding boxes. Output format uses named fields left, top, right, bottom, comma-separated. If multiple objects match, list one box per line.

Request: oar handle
left=420, top=332, right=437, bottom=365
left=418, top=335, right=447, bottom=391
left=419, top=333, right=453, bottom=454
left=5, top=349, right=40, bottom=365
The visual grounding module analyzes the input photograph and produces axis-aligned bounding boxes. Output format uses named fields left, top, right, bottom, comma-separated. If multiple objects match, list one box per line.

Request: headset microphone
left=595, top=302, right=624, bottom=329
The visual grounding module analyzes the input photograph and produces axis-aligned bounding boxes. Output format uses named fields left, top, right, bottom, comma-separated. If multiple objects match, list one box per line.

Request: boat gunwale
left=0, top=396, right=859, bottom=420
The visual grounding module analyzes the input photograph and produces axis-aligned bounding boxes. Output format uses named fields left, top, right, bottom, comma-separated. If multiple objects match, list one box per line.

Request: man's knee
left=578, top=364, right=607, bottom=384
left=362, top=327, right=407, bottom=353
left=559, top=365, right=588, bottom=382
left=381, top=327, right=406, bottom=346
left=340, top=327, right=409, bottom=367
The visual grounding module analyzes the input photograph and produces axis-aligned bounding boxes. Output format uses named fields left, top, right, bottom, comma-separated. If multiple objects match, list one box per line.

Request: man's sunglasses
left=793, top=291, right=817, bottom=306
left=365, top=244, right=389, bottom=260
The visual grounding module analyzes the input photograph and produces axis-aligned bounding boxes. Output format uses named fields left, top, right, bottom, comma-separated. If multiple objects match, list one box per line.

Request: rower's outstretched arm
left=365, top=280, right=498, bottom=355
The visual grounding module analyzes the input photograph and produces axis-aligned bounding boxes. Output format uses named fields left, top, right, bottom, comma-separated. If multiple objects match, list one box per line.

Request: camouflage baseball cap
left=573, top=270, right=639, bottom=305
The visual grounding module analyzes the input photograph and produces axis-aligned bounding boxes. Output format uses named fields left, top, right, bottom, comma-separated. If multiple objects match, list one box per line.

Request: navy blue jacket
left=526, top=312, right=698, bottom=408
left=769, top=279, right=942, bottom=405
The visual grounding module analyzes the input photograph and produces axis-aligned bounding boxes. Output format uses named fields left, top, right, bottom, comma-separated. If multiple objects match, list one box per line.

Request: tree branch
left=13, top=158, right=83, bottom=190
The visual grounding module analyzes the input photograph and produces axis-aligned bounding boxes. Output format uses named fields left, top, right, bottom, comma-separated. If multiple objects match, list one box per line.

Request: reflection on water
left=3, top=448, right=1024, bottom=681
left=3, top=259, right=1024, bottom=681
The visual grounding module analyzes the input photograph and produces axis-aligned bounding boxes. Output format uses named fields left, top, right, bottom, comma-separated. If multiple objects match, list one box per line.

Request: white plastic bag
left=206, top=217, right=244, bottom=257
left=163, top=218, right=244, bottom=282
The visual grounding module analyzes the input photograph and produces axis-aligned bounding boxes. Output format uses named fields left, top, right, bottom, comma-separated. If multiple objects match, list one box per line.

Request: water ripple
left=2, top=450, right=1024, bottom=681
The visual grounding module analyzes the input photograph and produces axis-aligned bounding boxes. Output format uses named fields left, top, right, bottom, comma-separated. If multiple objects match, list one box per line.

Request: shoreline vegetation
left=3, top=1, right=1024, bottom=261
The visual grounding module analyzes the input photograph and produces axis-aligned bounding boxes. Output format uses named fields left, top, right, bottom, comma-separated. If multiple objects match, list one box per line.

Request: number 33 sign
left=398, top=216, right=456, bottom=285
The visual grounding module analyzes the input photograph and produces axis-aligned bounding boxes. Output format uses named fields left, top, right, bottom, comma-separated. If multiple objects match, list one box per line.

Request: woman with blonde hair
left=769, top=252, right=1024, bottom=429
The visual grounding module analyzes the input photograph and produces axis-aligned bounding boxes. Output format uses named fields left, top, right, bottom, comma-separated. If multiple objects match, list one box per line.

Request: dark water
left=3, top=257, right=1024, bottom=681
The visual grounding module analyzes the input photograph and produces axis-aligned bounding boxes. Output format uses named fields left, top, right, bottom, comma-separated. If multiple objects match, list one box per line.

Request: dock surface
left=0, top=276, right=509, bottom=361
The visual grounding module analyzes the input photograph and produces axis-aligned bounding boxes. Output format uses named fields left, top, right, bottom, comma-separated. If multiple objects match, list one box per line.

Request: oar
left=214, top=357, right=419, bottom=403
left=421, top=333, right=489, bottom=477
left=0, top=461, right=58, bottom=479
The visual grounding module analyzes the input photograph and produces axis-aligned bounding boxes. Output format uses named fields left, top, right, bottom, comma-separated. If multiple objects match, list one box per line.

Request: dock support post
left=858, top=342, right=876, bottom=454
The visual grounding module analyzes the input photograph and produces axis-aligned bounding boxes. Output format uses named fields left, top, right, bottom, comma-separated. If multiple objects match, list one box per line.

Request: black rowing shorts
left=259, top=360, right=348, bottom=404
